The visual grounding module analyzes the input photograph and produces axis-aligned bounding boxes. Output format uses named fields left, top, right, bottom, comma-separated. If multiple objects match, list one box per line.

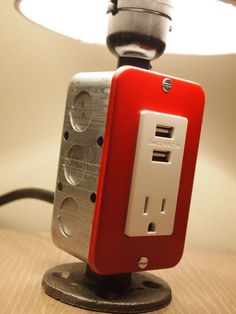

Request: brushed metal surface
left=52, top=72, right=113, bottom=262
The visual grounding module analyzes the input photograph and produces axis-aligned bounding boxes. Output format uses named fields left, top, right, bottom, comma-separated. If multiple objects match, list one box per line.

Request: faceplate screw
left=162, top=78, right=172, bottom=93
left=138, top=257, right=148, bottom=269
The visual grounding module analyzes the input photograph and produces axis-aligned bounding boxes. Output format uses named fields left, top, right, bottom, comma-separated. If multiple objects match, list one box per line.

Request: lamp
left=16, top=0, right=236, bottom=55
left=13, top=1, right=234, bottom=313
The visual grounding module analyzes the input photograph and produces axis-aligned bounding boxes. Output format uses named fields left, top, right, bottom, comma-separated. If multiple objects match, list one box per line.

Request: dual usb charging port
left=152, top=124, right=173, bottom=163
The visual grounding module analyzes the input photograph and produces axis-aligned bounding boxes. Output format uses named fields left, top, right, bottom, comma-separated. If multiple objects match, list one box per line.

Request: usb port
left=156, top=125, right=173, bottom=138
left=152, top=150, right=170, bottom=163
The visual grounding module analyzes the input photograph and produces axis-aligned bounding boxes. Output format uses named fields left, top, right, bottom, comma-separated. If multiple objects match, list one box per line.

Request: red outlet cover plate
left=88, top=66, right=204, bottom=275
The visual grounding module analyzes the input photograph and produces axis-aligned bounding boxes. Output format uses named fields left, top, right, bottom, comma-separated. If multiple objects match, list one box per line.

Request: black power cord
left=0, top=188, right=54, bottom=207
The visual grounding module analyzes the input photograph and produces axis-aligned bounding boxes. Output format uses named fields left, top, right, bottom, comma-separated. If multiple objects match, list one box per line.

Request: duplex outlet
left=125, top=111, right=188, bottom=237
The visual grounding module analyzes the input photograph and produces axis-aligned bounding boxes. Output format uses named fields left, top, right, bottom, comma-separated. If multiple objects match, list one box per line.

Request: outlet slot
left=148, top=223, right=156, bottom=233
left=152, top=150, right=170, bottom=163
left=156, top=125, right=173, bottom=138
left=161, top=198, right=166, bottom=213
left=143, top=197, right=149, bottom=214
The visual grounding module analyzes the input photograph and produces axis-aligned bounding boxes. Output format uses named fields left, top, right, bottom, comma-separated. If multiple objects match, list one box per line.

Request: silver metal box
left=52, top=72, right=113, bottom=262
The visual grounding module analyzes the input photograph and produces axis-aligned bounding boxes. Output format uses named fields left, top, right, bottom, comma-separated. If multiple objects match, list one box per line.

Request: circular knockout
left=64, top=145, right=87, bottom=185
left=57, top=198, right=80, bottom=237
left=70, top=91, right=93, bottom=132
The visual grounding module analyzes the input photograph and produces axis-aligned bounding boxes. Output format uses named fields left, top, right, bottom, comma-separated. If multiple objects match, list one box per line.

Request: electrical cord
left=0, top=188, right=54, bottom=206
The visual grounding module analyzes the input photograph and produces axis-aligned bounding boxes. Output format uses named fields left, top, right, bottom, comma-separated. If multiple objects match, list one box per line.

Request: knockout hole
left=97, top=136, right=104, bottom=147
left=64, top=131, right=69, bottom=140
left=58, top=182, right=63, bottom=191
left=90, top=193, right=96, bottom=203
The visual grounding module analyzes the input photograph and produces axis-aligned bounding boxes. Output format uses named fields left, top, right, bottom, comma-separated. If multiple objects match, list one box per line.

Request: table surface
left=0, top=228, right=235, bottom=314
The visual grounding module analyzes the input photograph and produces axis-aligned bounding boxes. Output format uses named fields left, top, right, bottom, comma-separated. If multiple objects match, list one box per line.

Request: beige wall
left=0, top=0, right=236, bottom=252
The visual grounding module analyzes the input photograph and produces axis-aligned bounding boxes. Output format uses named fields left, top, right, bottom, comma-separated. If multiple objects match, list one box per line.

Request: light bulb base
left=106, top=0, right=173, bottom=61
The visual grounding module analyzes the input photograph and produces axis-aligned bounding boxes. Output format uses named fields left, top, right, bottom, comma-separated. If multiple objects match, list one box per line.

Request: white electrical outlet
left=125, top=110, right=188, bottom=237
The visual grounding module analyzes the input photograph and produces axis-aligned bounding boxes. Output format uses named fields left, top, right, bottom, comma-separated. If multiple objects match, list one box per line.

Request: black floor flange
left=42, top=262, right=172, bottom=313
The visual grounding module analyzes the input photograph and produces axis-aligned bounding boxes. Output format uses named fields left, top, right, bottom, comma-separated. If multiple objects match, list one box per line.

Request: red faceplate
left=88, top=66, right=204, bottom=275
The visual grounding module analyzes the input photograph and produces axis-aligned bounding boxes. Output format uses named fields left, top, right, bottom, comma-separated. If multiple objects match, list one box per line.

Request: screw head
left=162, top=78, right=172, bottom=93
left=138, top=257, right=148, bottom=269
